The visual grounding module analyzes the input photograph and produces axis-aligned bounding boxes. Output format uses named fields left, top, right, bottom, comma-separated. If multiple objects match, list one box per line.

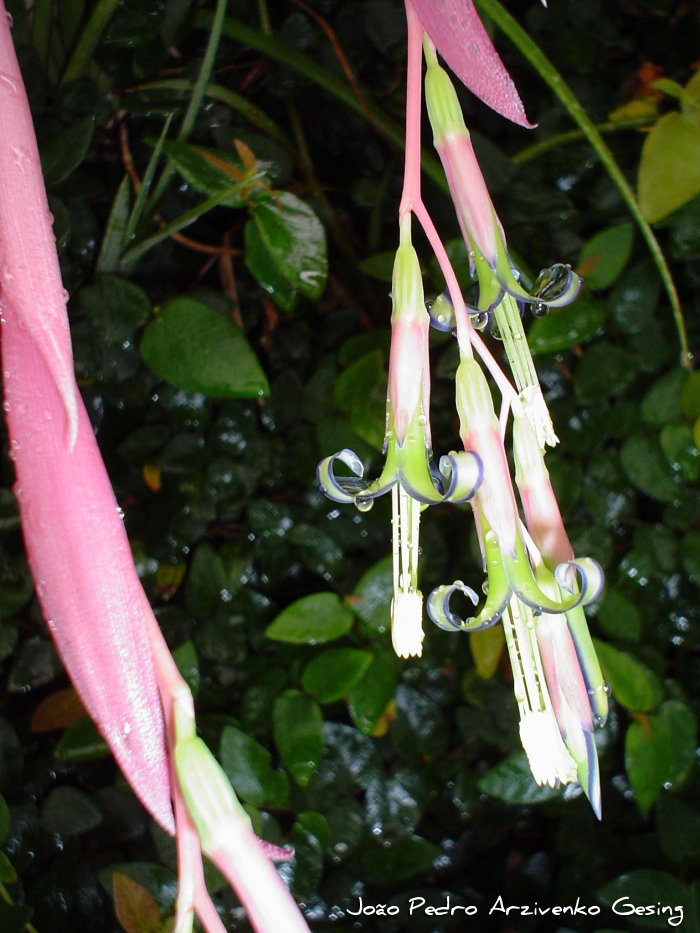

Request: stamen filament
left=391, top=483, right=425, bottom=658
left=492, top=295, right=558, bottom=448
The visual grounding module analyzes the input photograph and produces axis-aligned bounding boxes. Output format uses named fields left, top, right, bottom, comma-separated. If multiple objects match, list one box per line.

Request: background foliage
left=1, top=0, right=700, bottom=930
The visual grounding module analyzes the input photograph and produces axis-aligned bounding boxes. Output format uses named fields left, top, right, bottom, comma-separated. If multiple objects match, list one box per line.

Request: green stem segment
left=148, top=0, right=230, bottom=211
left=512, top=117, right=656, bottom=166
left=61, top=0, right=120, bottom=86
left=474, top=0, right=691, bottom=369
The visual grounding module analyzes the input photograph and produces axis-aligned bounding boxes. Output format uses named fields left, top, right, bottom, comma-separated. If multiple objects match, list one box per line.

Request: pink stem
left=401, top=2, right=518, bottom=403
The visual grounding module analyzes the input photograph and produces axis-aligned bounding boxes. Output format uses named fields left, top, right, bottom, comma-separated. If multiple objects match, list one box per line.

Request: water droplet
left=5, top=11, right=12, bottom=26
left=603, top=682, right=611, bottom=696
left=531, top=301, right=548, bottom=317
left=2, top=401, right=9, bottom=412
left=43, top=409, right=52, bottom=421
left=116, top=506, right=125, bottom=519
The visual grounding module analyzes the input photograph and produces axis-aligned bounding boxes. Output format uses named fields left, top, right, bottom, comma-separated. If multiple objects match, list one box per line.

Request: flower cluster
left=318, top=1, right=608, bottom=816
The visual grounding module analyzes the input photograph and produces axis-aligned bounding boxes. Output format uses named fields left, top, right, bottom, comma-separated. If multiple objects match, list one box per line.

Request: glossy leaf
left=301, top=648, right=373, bottom=704
left=265, top=592, right=354, bottom=644
left=251, top=192, right=327, bottom=299
left=625, top=716, right=673, bottom=812
left=140, top=297, right=270, bottom=398
left=528, top=295, right=606, bottom=355
left=347, top=648, right=398, bottom=736
left=41, top=116, right=95, bottom=187
left=220, top=724, right=289, bottom=807
left=577, top=223, right=634, bottom=290
left=273, top=689, right=324, bottom=786
left=478, top=751, right=562, bottom=804
left=596, top=590, right=642, bottom=643
left=593, top=639, right=663, bottom=711
left=41, top=786, right=103, bottom=835
left=54, top=716, right=111, bottom=762
left=113, top=872, right=161, bottom=933
left=244, top=219, right=299, bottom=312
left=638, top=112, right=700, bottom=222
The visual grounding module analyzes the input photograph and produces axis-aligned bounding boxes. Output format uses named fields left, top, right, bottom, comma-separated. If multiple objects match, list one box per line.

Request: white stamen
left=390, top=484, right=424, bottom=658
left=502, top=597, right=576, bottom=786
left=520, top=384, right=559, bottom=450
left=519, top=711, right=576, bottom=786
left=391, top=591, right=424, bottom=658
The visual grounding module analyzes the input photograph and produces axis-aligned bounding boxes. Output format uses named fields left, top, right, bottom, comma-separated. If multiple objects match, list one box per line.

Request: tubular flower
left=317, top=220, right=482, bottom=657
left=427, top=360, right=606, bottom=814
left=423, top=42, right=582, bottom=319
left=0, top=8, right=312, bottom=931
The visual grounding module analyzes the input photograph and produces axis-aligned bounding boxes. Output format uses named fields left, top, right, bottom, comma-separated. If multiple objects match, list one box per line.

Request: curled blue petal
left=529, top=263, right=582, bottom=309
left=555, top=557, right=604, bottom=605
left=427, top=581, right=479, bottom=631
left=316, top=448, right=397, bottom=507
left=439, top=450, right=483, bottom=503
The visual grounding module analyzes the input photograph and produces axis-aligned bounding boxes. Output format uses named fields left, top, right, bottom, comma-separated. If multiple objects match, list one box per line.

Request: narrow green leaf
left=41, top=116, right=95, bottom=187
left=97, top=175, right=131, bottom=274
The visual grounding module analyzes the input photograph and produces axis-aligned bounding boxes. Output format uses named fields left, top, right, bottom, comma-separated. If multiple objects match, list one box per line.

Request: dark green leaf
left=347, top=648, right=398, bottom=735
left=301, top=648, right=373, bottom=703
left=575, top=342, right=638, bottom=401
left=625, top=716, right=673, bottom=812
left=593, top=639, right=663, bottom=711
left=620, top=436, right=679, bottom=503
left=244, top=219, right=298, bottom=312
left=660, top=424, right=700, bottom=481
left=220, top=725, right=289, bottom=807
left=0, top=548, right=33, bottom=618
left=478, top=751, right=562, bottom=804
left=391, top=685, right=448, bottom=762
left=334, top=350, right=387, bottom=451
left=641, top=368, right=687, bottom=425
left=362, top=835, right=441, bottom=882
left=41, top=116, right=95, bottom=187
left=659, top=699, right=697, bottom=789
left=529, top=294, right=606, bottom=355
left=97, top=175, right=131, bottom=274
left=597, top=590, right=642, bottom=643
left=8, top=636, right=62, bottom=693
left=657, top=795, right=700, bottom=862
left=140, top=298, right=270, bottom=398
left=599, top=870, right=693, bottom=928
left=350, top=556, right=392, bottom=636
left=252, top=192, right=327, bottom=298
left=54, top=716, right=110, bottom=762
left=578, top=223, right=634, bottom=289
left=265, top=592, right=354, bottom=644
left=80, top=275, right=151, bottom=344
left=41, top=786, right=103, bottom=835
left=0, top=489, right=20, bottom=535
left=273, top=689, right=324, bottom=786
left=358, top=251, right=395, bottom=282
left=160, top=139, right=247, bottom=207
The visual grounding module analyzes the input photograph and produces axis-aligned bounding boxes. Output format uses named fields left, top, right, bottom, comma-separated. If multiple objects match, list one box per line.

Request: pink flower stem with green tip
left=401, top=1, right=519, bottom=408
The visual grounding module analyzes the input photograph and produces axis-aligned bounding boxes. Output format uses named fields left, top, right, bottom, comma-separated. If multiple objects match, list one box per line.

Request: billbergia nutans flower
left=318, top=0, right=609, bottom=814
left=0, top=6, right=311, bottom=931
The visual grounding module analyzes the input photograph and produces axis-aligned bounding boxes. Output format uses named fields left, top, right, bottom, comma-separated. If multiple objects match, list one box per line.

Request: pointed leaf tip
left=411, top=0, right=534, bottom=128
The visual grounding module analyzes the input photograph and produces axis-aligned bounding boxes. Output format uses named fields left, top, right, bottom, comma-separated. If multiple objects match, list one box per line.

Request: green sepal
left=566, top=605, right=609, bottom=727
left=174, top=736, right=251, bottom=856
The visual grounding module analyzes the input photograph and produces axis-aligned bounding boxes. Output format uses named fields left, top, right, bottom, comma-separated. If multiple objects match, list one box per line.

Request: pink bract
left=0, top=2, right=174, bottom=834
left=410, top=0, right=533, bottom=128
